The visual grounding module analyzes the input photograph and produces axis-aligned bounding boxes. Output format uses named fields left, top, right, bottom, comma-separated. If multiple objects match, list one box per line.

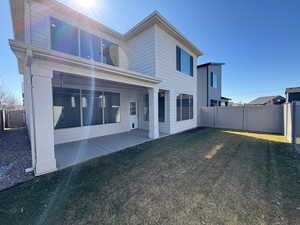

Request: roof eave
left=123, top=11, right=203, bottom=57
left=197, top=62, right=225, bottom=68
left=9, top=40, right=161, bottom=85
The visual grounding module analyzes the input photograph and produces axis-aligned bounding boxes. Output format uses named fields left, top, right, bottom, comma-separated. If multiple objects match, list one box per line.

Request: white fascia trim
left=123, top=11, right=203, bottom=57
left=9, top=40, right=161, bottom=85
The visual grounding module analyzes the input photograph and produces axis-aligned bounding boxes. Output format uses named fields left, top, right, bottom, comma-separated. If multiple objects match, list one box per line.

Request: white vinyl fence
left=200, top=105, right=284, bottom=134
left=296, top=103, right=300, bottom=151
left=284, top=102, right=300, bottom=148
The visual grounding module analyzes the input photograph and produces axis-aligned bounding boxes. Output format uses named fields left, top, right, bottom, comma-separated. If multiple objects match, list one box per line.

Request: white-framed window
left=176, top=46, right=193, bottom=76
left=176, top=94, right=193, bottom=121
left=50, top=17, right=119, bottom=66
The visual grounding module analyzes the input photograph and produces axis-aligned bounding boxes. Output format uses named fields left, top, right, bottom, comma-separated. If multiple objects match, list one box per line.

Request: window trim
left=176, top=46, right=194, bottom=76
left=176, top=94, right=194, bottom=121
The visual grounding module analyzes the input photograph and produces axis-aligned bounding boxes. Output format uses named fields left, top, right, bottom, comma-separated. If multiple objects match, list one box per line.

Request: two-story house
left=197, top=62, right=224, bottom=107
left=9, top=0, right=203, bottom=175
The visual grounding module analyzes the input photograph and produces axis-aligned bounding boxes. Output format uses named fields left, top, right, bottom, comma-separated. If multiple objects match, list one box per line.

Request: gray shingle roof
left=248, top=96, right=284, bottom=105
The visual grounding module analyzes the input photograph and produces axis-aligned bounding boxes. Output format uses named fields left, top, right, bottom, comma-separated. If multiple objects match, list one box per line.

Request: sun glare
left=75, top=0, right=95, bottom=8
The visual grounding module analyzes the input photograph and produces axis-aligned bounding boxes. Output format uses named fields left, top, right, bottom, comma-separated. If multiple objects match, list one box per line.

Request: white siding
left=27, top=1, right=200, bottom=137
left=155, top=25, right=198, bottom=134
left=125, top=26, right=156, bottom=76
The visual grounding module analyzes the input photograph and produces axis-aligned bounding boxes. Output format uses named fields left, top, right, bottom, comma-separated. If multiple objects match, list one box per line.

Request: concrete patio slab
left=55, top=129, right=154, bottom=169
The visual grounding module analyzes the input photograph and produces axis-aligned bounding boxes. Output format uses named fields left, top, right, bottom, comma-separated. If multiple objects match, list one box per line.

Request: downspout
left=25, top=0, right=37, bottom=173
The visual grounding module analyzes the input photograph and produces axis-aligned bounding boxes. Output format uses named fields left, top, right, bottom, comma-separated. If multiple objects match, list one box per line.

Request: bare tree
left=0, top=86, right=21, bottom=110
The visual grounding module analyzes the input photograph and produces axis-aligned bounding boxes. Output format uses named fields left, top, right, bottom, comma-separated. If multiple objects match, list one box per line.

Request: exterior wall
left=52, top=82, right=140, bottom=145
left=125, top=26, right=156, bottom=76
left=207, top=65, right=222, bottom=104
left=25, top=0, right=200, bottom=139
left=197, top=66, right=208, bottom=109
left=155, top=25, right=198, bottom=134
left=197, top=64, right=222, bottom=109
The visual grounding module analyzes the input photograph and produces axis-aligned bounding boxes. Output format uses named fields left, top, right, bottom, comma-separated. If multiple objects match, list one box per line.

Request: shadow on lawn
left=0, top=128, right=300, bottom=225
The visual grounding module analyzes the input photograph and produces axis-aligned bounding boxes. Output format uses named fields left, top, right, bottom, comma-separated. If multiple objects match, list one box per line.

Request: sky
left=1, top=0, right=300, bottom=103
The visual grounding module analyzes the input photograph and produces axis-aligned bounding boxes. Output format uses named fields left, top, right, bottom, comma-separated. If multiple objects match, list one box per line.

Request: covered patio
left=55, top=129, right=166, bottom=169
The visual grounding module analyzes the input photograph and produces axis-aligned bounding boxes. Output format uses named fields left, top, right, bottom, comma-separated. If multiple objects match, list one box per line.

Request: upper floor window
left=50, top=17, right=119, bottom=66
left=210, top=72, right=218, bottom=88
left=80, top=30, right=102, bottom=63
left=51, top=17, right=79, bottom=56
left=176, top=46, right=193, bottom=76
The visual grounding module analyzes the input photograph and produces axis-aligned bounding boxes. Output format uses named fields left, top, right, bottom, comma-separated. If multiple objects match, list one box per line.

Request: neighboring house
left=248, top=96, right=286, bottom=105
left=286, top=87, right=300, bottom=103
left=197, top=62, right=224, bottom=107
left=9, top=0, right=204, bottom=175
left=220, top=97, right=231, bottom=106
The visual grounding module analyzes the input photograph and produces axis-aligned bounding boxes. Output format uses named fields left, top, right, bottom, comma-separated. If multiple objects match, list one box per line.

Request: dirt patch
left=0, top=129, right=33, bottom=191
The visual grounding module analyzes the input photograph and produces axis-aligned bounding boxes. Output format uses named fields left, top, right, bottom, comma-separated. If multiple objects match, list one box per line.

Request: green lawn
left=1, top=128, right=300, bottom=225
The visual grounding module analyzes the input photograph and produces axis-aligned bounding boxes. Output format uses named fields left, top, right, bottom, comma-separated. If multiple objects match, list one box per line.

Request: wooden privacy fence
left=200, top=105, right=284, bottom=134
left=2, top=110, right=26, bottom=129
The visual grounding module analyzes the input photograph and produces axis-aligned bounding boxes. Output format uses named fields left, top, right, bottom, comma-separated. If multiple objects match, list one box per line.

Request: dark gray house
left=248, top=96, right=286, bottom=105
left=286, top=87, right=300, bottom=103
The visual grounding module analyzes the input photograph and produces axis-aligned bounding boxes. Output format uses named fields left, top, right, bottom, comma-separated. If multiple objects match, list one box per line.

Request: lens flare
left=75, top=0, right=95, bottom=8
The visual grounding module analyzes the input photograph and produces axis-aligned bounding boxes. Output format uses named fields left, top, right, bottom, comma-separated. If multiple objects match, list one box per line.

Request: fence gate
left=4, top=110, right=26, bottom=129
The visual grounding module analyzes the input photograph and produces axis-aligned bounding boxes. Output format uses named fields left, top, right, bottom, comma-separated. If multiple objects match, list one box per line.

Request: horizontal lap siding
left=125, top=27, right=156, bottom=76
left=155, top=25, right=198, bottom=134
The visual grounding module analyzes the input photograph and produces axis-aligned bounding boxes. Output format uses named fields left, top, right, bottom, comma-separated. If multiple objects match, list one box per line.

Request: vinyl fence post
left=242, top=105, right=245, bottom=131
left=292, top=102, right=296, bottom=144
left=0, top=110, right=3, bottom=131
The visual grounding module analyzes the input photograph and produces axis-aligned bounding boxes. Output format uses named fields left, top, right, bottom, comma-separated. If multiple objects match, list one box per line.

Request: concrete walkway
left=55, top=129, right=153, bottom=169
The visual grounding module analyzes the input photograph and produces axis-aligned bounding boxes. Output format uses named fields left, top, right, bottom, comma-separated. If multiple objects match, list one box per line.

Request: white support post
left=168, top=90, right=176, bottom=134
left=148, top=87, right=159, bottom=139
left=31, top=73, right=57, bottom=175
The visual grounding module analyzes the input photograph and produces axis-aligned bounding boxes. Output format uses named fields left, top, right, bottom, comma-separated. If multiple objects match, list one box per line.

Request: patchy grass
left=224, top=130, right=289, bottom=143
left=0, top=128, right=300, bottom=225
